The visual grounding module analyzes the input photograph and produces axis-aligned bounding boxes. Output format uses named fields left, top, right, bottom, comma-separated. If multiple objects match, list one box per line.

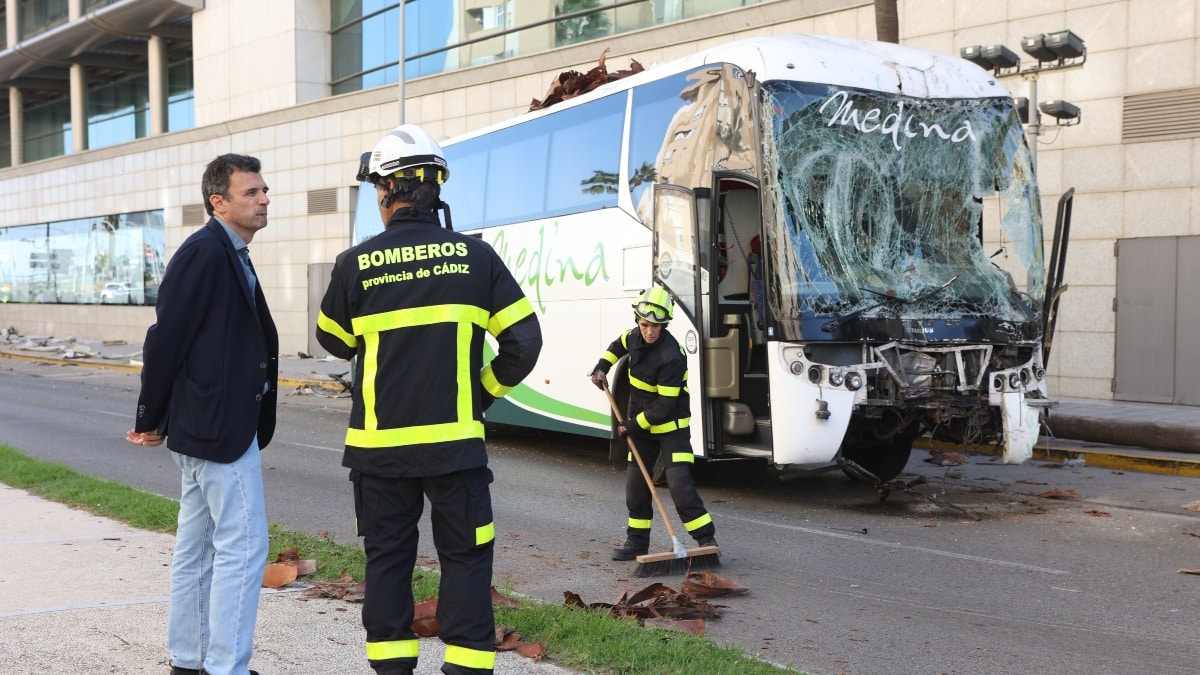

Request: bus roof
left=443, top=33, right=1011, bottom=147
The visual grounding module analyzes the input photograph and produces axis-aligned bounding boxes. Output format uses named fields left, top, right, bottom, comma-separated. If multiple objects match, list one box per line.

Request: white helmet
left=357, top=124, right=449, bottom=185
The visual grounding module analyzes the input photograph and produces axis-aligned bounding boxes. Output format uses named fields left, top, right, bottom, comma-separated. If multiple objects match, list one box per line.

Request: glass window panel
left=168, top=60, right=195, bottom=132
left=484, top=126, right=548, bottom=226
left=441, top=144, right=488, bottom=230
left=629, top=69, right=703, bottom=211
left=544, top=93, right=624, bottom=215
left=23, top=98, right=70, bottom=162
left=0, top=210, right=164, bottom=305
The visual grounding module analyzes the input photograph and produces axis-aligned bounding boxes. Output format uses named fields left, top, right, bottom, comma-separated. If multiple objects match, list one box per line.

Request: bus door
left=650, top=184, right=709, bottom=457
left=651, top=181, right=768, bottom=460
left=708, top=176, right=770, bottom=459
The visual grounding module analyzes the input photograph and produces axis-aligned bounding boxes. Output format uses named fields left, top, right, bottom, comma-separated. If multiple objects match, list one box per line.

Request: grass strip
left=0, top=443, right=798, bottom=674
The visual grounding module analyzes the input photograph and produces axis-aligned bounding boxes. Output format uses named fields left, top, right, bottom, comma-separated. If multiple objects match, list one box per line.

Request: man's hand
left=590, top=370, right=607, bottom=390
left=126, top=429, right=164, bottom=447
left=616, top=422, right=630, bottom=438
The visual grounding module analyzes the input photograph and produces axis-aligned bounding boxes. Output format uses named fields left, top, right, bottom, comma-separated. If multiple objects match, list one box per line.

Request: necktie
left=238, top=247, right=257, bottom=298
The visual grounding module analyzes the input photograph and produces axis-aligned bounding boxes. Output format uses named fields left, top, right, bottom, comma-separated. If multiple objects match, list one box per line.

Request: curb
left=916, top=437, right=1200, bottom=478
left=0, top=348, right=336, bottom=391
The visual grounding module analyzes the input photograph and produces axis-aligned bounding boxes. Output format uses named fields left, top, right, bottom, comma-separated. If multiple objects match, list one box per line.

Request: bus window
left=443, top=91, right=624, bottom=230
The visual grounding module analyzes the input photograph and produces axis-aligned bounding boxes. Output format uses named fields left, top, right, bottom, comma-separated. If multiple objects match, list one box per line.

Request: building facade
left=1, top=0, right=1196, bottom=406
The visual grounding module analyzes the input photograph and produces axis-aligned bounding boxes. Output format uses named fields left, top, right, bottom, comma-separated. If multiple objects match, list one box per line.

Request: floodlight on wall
left=1012, top=97, right=1030, bottom=124
left=1045, top=30, right=1085, bottom=59
left=1039, top=99, right=1082, bottom=125
left=1021, top=31, right=1086, bottom=69
left=1020, top=34, right=1057, bottom=62
left=981, top=44, right=1020, bottom=70
left=959, top=45, right=990, bottom=70
left=959, top=44, right=1019, bottom=74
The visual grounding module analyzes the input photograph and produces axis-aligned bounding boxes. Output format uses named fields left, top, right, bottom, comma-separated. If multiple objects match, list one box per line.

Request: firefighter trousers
left=352, top=467, right=497, bottom=675
left=623, top=433, right=715, bottom=545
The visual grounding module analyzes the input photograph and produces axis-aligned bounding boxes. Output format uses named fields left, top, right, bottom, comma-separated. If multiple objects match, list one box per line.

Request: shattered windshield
left=761, top=81, right=1043, bottom=326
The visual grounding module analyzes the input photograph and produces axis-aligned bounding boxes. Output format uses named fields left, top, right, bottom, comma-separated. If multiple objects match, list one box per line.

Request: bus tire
left=840, top=435, right=914, bottom=484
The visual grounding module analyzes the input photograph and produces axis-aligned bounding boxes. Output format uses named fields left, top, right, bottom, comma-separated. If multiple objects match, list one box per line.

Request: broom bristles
left=633, top=545, right=721, bottom=577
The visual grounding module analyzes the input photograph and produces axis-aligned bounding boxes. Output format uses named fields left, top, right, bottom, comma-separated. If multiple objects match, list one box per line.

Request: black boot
left=170, top=667, right=202, bottom=675
left=612, top=540, right=649, bottom=561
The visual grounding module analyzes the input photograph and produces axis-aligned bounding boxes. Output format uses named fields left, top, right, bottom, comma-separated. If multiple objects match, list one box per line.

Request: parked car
left=100, top=282, right=129, bottom=303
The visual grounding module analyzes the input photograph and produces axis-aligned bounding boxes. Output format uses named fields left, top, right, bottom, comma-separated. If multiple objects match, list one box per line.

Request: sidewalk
left=0, top=482, right=576, bottom=675
left=0, top=334, right=577, bottom=674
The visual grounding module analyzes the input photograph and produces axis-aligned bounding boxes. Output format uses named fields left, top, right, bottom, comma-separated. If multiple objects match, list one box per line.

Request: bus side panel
left=767, top=342, right=853, bottom=466
left=478, top=210, right=651, bottom=437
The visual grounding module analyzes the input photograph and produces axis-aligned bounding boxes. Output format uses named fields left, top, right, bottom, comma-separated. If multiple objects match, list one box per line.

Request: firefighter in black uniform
left=589, top=285, right=717, bottom=561
left=316, top=124, right=542, bottom=675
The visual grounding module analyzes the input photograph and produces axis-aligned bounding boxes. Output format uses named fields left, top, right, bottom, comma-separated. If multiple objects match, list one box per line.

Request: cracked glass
left=761, top=81, right=1044, bottom=332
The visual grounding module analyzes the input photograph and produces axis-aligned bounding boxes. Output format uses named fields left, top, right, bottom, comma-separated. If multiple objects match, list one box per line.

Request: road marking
left=281, top=441, right=343, bottom=453
left=92, top=410, right=130, bottom=418
left=719, top=513, right=1070, bottom=574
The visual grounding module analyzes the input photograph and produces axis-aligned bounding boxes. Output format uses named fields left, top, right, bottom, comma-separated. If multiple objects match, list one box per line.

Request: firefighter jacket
left=316, top=207, right=542, bottom=477
left=593, top=327, right=690, bottom=437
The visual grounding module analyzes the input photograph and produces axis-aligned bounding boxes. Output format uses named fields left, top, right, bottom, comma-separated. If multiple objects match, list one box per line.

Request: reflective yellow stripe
left=363, top=332, right=379, bottom=430
left=601, top=351, right=619, bottom=365
left=456, top=321, right=474, bottom=422
left=366, top=638, right=419, bottom=660
left=629, top=374, right=656, bottom=393
left=317, top=310, right=356, bottom=349
left=621, top=329, right=630, bottom=348
left=351, top=304, right=489, bottom=334
left=634, top=412, right=692, bottom=434
left=628, top=517, right=652, bottom=530
left=349, top=304, right=485, bottom=447
left=476, top=521, right=495, bottom=546
left=683, top=512, right=712, bottom=532
left=346, top=420, right=485, bottom=448
left=480, top=364, right=510, bottom=398
left=671, top=452, right=694, bottom=464
left=444, top=645, right=495, bottom=670
left=657, top=384, right=681, bottom=397
left=488, top=297, right=535, bottom=337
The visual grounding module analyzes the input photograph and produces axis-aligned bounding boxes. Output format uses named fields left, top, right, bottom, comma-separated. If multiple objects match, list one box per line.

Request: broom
left=601, top=380, right=720, bottom=576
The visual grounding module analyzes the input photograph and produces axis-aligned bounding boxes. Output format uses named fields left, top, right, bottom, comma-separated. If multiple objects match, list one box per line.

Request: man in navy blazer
left=127, top=153, right=278, bottom=675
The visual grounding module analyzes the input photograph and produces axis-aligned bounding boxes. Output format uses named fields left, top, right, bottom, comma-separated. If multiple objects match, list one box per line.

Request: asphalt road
left=3, top=359, right=1199, bottom=675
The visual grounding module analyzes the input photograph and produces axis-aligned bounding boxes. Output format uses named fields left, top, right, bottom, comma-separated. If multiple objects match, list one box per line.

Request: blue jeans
left=169, top=438, right=268, bottom=675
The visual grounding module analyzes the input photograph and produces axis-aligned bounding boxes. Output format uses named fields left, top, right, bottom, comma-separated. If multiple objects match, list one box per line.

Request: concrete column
left=6, top=0, right=18, bottom=45
left=68, top=0, right=82, bottom=21
left=70, top=63, right=87, bottom=152
left=9, top=86, right=22, bottom=166
left=148, top=34, right=168, bottom=135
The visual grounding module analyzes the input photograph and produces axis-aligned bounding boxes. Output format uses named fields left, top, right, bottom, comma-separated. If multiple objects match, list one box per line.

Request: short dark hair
left=202, top=154, right=262, bottom=216
left=384, top=177, right=441, bottom=209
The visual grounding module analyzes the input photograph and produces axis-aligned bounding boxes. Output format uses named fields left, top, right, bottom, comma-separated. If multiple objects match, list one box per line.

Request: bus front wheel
left=840, top=436, right=914, bottom=484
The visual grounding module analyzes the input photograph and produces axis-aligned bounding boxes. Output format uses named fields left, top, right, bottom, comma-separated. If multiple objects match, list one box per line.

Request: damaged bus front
left=755, top=76, right=1053, bottom=481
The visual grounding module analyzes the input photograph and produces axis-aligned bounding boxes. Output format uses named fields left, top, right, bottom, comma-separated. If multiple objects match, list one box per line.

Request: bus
left=354, top=33, right=1071, bottom=484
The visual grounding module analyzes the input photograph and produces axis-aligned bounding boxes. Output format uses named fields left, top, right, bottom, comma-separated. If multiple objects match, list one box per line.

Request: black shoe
left=170, top=667, right=201, bottom=675
left=696, top=537, right=718, bottom=548
left=612, top=542, right=649, bottom=561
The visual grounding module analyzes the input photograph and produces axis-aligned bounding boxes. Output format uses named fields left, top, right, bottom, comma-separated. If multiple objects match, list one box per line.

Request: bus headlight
left=1008, top=373, right=1020, bottom=389
left=993, top=375, right=1005, bottom=391
left=846, top=372, right=863, bottom=390
left=828, top=371, right=845, bottom=387
left=808, top=365, right=822, bottom=383
left=791, top=361, right=804, bottom=375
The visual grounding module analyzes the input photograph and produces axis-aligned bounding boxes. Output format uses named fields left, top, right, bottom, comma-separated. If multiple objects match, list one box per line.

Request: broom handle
left=601, top=380, right=680, bottom=542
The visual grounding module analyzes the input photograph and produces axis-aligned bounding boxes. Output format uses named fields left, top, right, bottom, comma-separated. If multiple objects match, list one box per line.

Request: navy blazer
left=135, top=218, right=279, bottom=462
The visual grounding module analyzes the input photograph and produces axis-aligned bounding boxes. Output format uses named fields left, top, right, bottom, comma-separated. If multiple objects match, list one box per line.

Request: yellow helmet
left=632, top=286, right=674, bottom=324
